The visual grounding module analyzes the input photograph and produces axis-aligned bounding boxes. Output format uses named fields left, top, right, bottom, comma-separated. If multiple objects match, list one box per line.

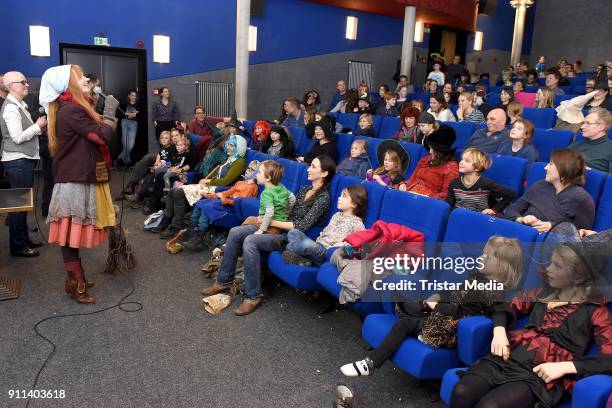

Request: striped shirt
left=462, top=109, right=485, bottom=124
left=446, top=176, right=515, bottom=213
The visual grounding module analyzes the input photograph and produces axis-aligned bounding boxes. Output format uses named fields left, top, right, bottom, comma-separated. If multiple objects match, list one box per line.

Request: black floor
left=0, top=171, right=444, bottom=408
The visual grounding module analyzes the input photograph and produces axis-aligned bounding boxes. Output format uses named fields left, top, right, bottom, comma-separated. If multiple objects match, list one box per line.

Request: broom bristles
left=104, top=226, right=136, bottom=274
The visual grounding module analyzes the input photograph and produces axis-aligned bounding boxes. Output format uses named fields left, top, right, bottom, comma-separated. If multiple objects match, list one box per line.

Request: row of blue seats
left=245, top=107, right=567, bottom=141
left=218, top=159, right=611, bottom=407
left=241, top=141, right=611, bottom=232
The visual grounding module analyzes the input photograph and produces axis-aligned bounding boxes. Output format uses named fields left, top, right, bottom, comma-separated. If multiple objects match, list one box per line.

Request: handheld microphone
left=38, top=107, right=46, bottom=117
left=93, top=87, right=125, bottom=115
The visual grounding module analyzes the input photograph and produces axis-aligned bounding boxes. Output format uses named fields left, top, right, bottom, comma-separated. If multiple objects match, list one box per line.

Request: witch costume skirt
left=46, top=182, right=116, bottom=248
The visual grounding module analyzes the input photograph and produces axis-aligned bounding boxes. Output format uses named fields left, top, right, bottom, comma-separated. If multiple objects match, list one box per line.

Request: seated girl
left=298, top=117, right=339, bottom=164
left=179, top=160, right=261, bottom=251
left=447, top=148, right=515, bottom=214
left=365, top=140, right=407, bottom=187
left=341, top=236, right=523, bottom=377
left=457, top=92, right=485, bottom=124
left=282, top=185, right=367, bottom=267
left=336, top=139, right=370, bottom=178
left=247, top=120, right=271, bottom=151
left=397, top=125, right=459, bottom=199
left=352, top=113, right=375, bottom=137
left=496, top=118, right=539, bottom=164
left=450, top=241, right=611, bottom=408
left=504, top=149, right=595, bottom=233
left=506, top=101, right=523, bottom=125
left=395, top=106, right=423, bottom=144
left=259, top=125, right=296, bottom=159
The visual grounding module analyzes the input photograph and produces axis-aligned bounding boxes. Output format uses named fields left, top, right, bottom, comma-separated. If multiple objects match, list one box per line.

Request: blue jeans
left=119, top=119, right=138, bottom=162
left=189, top=206, right=209, bottom=231
left=285, top=229, right=327, bottom=266
left=3, top=158, right=36, bottom=254
left=217, top=225, right=287, bottom=299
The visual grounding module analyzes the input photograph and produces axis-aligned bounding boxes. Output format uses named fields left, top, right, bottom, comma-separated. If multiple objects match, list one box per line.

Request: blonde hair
left=507, top=101, right=523, bottom=119
left=48, top=65, right=102, bottom=156
left=481, top=236, right=523, bottom=289
left=159, top=130, right=171, bottom=144
left=539, top=244, right=592, bottom=303
left=462, top=148, right=492, bottom=173
left=351, top=139, right=368, bottom=152
left=359, top=113, right=373, bottom=127
left=535, top=87, right=554, bottom=108
left=459, top=91, right=476, bottom=106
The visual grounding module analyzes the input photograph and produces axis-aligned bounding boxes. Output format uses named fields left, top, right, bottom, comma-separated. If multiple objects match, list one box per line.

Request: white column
left=510, top=1, right=531, bottom=68
left=235, top=0, right=251, bottom=119
left=400, top=6, right=416, bottom=82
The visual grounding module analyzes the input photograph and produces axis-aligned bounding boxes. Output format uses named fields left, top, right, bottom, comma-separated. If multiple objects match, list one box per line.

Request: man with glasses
left=570, top=108, right=612, bottom=173
left=187, top=105, right=215, bottom=158
left=0, top=71, right=47, bottom=257
left=584, top=78, right=595, bottom=94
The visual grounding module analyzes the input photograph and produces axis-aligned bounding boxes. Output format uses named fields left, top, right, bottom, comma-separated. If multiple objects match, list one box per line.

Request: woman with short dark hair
left=152, top=86, right=179, bottom=138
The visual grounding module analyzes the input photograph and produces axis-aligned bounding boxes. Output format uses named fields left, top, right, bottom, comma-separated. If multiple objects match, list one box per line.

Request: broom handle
left=204, top=164, right=221, bottom=181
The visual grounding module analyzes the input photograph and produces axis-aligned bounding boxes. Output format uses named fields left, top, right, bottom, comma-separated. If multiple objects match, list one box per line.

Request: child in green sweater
left=253, top=160, right=296, bottom=234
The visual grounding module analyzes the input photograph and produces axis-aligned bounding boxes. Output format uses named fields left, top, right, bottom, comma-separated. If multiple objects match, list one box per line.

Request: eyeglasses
left=10, top=80, right=28, bottom=86
left=583, top=121, right=603, bottom=126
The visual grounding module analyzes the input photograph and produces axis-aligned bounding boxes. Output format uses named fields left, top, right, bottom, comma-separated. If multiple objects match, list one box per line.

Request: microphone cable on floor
left=25, top=165, right=142, bottom=408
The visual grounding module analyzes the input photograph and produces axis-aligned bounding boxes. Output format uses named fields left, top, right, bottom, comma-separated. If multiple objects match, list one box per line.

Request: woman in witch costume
left=39, top=65, right=119, bottom=304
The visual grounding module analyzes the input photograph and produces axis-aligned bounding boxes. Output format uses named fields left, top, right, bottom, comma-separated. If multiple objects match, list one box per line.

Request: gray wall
left=147, top=44, right=405, bottom=151
left=466, top=50, right=530, bottom=83
left=530, top=0, right=612, bottom=69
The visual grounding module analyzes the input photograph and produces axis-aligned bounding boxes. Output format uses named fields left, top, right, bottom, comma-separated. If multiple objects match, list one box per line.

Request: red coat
left=397, top=155, right=459, bottom=200
left=345, top=220, right=424, bottom=261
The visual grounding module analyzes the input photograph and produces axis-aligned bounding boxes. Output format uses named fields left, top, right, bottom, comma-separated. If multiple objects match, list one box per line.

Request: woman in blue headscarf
left=152, top=135, right=248, bottom=238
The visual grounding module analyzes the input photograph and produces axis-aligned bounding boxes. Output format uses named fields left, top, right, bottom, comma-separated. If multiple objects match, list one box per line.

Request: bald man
left=466, top=108, right=509, bottom=153
left=0, top=71, right=47, bottom=257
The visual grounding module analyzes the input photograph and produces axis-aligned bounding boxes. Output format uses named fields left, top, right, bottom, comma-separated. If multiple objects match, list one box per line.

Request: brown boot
left=78, top=259, right=94, bottom=288
left=234, top=297, right=263, bottom=316
left=201, top=281, right=233, bottom=296
left=65, top=261, right=96, bottom=304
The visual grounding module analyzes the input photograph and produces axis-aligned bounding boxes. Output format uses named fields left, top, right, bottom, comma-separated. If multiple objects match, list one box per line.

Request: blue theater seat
left=594, top=176, right=612, bottom=231
left=379, top=117, right=400, bottom=139
left=372, top=115, right=383, bottom=137
left=483, top=155, right=528, bottom=196
left=523, top=108, right=557, bottom=129
left=399, top=142, right=426, bottom=178
left=532, top=129, right=574, bottom=162
left=276, top=158, right=306, bottom=193
left=336, top=113, right=360, bottom=131
left=408, top=93, right=431, bottom=109
left=554, top=94, right=575, bottom=107
left=335, top=133, right=354, bottom=162
left=243, top=120, right=255, bottom=134
left=559, top=85, right=573, bottom=95
left=487, top=93, right=500, bottom=106
left=444, top=121, right=477, bottom=148
left=526, top=163, right=607, bottom=208
left=286, top=126, right=307, bottom=155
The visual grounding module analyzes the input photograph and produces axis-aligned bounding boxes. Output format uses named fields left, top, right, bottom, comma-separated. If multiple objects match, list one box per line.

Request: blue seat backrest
left=532, top=129, right=573, bottom=163
left=380, top=189, right=450, bottom=242
left=355, top=136, right=383, bottom=168
left=594, top=176, right=612, bottom=231
left=572, top=85, right=586, bottom=95
left=537, top=78, right=546, bottom=86
left=523, top=108, right=556, bottom=129
left=286, top=126, right=306, bottom=154
left=524, top=86, right=539, bottom=93
left=487, top=93, right=500, bottom=106
left=245, top=149, right=258, bottom=163
left=297, top=135, right=316, bottom=157
left=436, top=208, right=538, bottom=283
left=336, top=133, right=354, bottom=162
left=243, top=120, right=256, bottom=134
left=277, top=158, right=306, bottom=194
left=568, top=77, right=584, bottom=86
left=553, top=94, right=575, bottom=107
left=379, top=117, right=400, bottom=139
left=372, top=115, right=384, bottom=137
left=444, top=121, right=476, bottom=148
left=408, top=93, right=431, bottom=109
left=483, top=155, right=528, bottom=196
left=399, top=142, right=426, bottom=179
left=336, top=113, right=360, bottom=131
left=559, top=86, right=573, bottom=95
left=526, top=163, right=607, bottom=208
left=335, top=176, right=386, bottom=228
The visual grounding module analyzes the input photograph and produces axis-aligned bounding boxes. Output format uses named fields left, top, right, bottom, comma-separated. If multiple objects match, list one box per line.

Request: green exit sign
left=94, top=37, right=109, bottom=46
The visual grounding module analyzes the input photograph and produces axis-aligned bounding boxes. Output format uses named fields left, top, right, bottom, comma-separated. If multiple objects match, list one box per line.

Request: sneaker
left=282, top=250, right=312, bottom=267
left=149, top=216, right=171, bottom=233
left=340, top=358, right=373, bottom=377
